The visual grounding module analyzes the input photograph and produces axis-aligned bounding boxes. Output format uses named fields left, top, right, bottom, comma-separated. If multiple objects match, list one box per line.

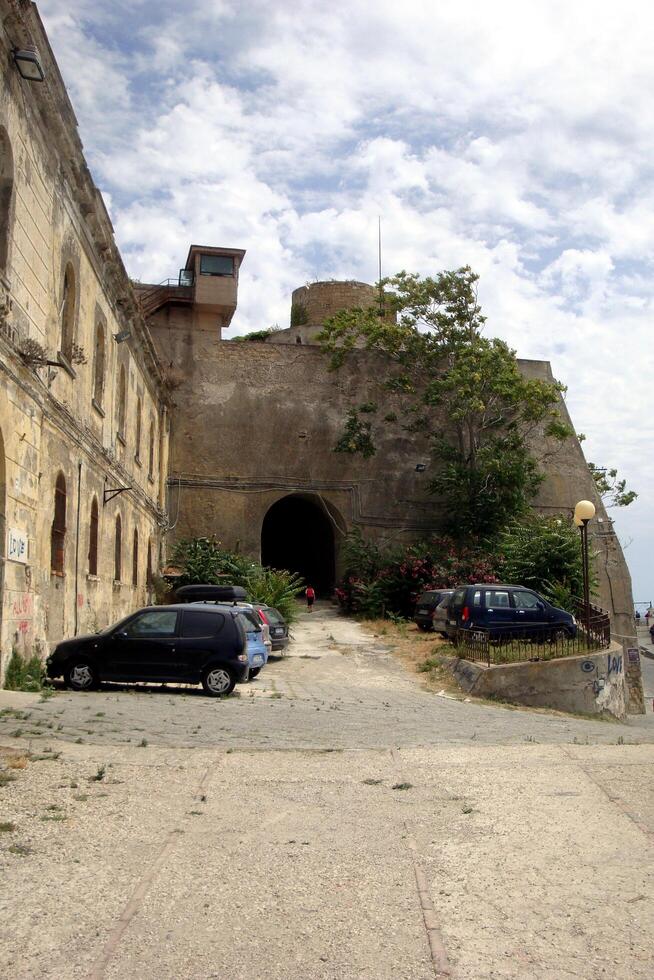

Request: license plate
left=272, top=628, right=284, bottom=635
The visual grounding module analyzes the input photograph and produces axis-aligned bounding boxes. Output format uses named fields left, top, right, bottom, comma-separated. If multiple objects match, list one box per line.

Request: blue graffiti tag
left=607, top=654, right=623, bottom=676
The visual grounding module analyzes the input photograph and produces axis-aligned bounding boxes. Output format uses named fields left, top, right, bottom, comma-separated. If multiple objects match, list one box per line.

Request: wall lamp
left=13, top=47, right=45, bottom=82
left=415, top=463, right=427, bottom=473
left=114, top=329, right=131, bottom=343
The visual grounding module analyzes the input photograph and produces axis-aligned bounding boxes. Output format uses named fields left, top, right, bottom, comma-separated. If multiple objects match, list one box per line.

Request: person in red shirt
left=305, top=585, right=315, bottom=612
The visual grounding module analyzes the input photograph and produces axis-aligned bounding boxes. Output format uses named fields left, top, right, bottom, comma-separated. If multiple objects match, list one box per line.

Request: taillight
left=462, top=606, right=470, bottom=622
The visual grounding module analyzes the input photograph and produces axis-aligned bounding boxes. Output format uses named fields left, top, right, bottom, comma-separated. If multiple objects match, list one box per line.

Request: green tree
left=319, top=267, right=572, bottom=536
left=497, top=515, right=588, bottom=610
left=587, top=463, right=637, bottom=508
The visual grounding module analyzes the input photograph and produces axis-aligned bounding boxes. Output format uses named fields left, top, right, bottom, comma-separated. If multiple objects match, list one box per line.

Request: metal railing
left=455, top=619, right=611, bottom=668
left=136, top=272, right=194, bottom=318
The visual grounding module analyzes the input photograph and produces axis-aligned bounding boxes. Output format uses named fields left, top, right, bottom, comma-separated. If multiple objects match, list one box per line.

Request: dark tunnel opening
left=261, top=495, right=335, bottom=597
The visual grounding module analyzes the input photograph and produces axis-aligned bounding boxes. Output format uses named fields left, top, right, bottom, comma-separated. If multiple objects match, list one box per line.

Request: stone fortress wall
left=148, top=278, right=636, bottom=648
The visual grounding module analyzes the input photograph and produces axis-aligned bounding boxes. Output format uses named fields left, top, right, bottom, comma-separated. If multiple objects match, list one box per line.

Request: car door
left=481, top=589, right=514, bottom=633
left=177, top=609, right=227, bottom=680
left=510, top=590, right=545, bottom=633
left=104, top=609, right=179, bottom=680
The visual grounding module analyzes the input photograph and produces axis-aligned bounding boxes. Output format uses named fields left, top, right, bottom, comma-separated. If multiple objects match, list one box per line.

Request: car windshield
left=97, top=614, right=134, bottom=636
left=237, top=611, right=261, bottom=633
left=417, top=592, right=440, bottom=603
left=262, top=607, right=284, bottom=625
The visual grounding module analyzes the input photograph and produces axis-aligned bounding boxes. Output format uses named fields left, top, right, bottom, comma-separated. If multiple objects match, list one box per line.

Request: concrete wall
left=0, top=2, right=169, bottom=678
left=448, top=646, right=627, bottom=719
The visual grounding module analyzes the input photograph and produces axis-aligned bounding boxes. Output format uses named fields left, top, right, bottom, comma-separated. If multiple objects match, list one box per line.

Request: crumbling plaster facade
left=0, top=1, right=169, bottom=680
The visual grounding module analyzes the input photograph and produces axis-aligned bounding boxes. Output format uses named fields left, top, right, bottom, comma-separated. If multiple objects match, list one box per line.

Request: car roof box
left=176, top=584, right=248, bottom=603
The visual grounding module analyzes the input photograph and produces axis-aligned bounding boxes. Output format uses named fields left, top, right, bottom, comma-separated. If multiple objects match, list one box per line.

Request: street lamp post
left=574, top=500, right=596, bottom=647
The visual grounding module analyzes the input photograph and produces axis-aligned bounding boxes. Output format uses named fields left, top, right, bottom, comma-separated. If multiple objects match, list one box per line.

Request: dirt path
left=1, top=607, right=653, bottom=978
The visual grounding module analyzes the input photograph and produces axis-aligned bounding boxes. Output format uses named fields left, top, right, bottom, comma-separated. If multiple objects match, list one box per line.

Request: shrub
left=4, top=650, right=45, bottom=692
left=169, top=537, right=304, bottom=623
left=496, top=515, right=588, bottom=611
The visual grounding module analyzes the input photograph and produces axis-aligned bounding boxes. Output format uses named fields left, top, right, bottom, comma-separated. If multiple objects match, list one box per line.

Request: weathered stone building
left=0, top=1, right=169, bottom=679
left=0, top=1, right=638, bottom=686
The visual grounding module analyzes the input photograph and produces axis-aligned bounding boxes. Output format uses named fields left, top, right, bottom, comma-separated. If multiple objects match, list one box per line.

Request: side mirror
left=536, top=601, right=546, bottom=611
left=113, top=630, right=129, bottom=640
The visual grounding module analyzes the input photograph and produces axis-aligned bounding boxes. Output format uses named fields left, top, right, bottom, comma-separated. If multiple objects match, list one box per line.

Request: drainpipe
left=74, top=461, right=82, bottom=635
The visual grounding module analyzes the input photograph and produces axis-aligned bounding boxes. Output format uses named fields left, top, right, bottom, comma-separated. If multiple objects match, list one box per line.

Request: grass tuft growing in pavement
left=392, top=782, right=413, bottom=791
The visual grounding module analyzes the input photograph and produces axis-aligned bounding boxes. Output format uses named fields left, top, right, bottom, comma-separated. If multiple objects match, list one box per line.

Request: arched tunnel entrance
left=261, top=494, right=337, bottom=597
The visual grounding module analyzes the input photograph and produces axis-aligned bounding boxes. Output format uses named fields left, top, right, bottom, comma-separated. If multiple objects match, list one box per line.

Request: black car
left=46, top=605, right=251, bottom=697
left=445, top=585, right=576, bottom=641
left=413, top=589, right=454, bottom=631
left=259, top=606, right=289, bottom=652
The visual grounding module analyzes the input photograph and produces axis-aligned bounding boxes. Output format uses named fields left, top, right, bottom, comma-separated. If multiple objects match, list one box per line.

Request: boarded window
left=135, top=397, right=142, bottom=460
left=93, top=320, right=105, bottom=406
left=88, top=496, right=99, bottom=575
left=50, top=472, right=66, bottom=573
left=117, top=365, right=127, bottom=438
left=148, top=419, right=155, bottom=477
left=0, top=127, right=14, bottom=272
left=114, top=514, right=122, bottom=581
left=132, top=527, right=139, bottom=587
left=60, top=264, right=76, bottom=361
left=146, top=538, right=153, bottom=589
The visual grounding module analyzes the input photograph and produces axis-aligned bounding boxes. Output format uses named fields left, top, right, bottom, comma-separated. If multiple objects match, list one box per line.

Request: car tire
left=249, top=667, right=261, bottom=679
left=201, top=665, right=236, bottom=697
left=550, top=627, right=571, bottom=643
left=64, top=660, right=99, bottom=692
left=417, top=622, right=432, bottom=632
left=439, top=632, right=448, bottom=639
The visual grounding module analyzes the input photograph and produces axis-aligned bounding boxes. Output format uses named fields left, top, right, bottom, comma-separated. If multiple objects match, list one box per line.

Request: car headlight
left=571, top=616, right=577, bottom=626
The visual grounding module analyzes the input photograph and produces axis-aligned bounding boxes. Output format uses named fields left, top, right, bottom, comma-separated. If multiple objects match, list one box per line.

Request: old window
left=132, top=528, right=139, bottom=587
left=93, top=320, right=106, bottom=408
left=148, top=418, right=155, bottom=478
left=88, top=496, right=99, bottom=575
left=0, top=127, right=14, bottom=273
left=200, top=253, right=233, bottom=276
left=114, top=514, right=122, bottom=582
left=117, top=365, right=127, bottom=440
left=50, top=472, right=66, bottom=574
left=60, top=264, right=76, bottom=362
left=135, top=397, right=142, bottom=462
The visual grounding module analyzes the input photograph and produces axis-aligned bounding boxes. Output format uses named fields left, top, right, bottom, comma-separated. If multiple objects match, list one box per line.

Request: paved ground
left=1, top=606, right=653, bottom=978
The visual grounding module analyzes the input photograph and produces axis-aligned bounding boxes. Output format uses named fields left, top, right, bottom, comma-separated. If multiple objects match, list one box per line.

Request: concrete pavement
left=1, top=607, right=653, bottom=978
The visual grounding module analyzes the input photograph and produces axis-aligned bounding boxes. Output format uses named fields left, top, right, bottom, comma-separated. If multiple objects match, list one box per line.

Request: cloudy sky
left=39, top=0, right=652, bottom=602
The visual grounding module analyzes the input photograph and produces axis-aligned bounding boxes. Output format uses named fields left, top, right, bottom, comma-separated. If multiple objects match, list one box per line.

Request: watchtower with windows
left=136, top=245, right=245, bottom=338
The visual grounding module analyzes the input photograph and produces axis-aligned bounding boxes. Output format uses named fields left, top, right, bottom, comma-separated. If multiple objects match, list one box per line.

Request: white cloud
left=39, top=0, right=654, bottom=598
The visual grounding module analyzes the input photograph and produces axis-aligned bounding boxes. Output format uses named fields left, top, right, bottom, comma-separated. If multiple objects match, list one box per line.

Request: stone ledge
left=444, top=643, right=627, bottom=720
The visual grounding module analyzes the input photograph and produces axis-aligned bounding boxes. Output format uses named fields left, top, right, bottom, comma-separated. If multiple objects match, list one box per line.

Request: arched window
left=114, top=514, right=122, bottom=581
left=0, top=127, right=14, bottom=273
left=93, top=320, right=106, bottom=407
left=132, top=528, right=139, bottom=587
left=135, top=397, right=142, bottom=461
left=117, top=365, right=127, bottom=439
left=50, top=472, right=67, bottom=573
left=88, top=496, right=99, bottom=575
left=60, top=264, right=76, bottom=361
left=146, top=538, right=153, bottom=589
left=148, top=418, right=156, bottom=478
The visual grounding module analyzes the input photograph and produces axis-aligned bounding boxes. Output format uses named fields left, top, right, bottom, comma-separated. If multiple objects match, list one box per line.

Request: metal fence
left=455, top=617, right=611, bottom=668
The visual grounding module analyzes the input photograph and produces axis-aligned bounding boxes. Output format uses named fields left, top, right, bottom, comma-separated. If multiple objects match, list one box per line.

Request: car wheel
left=249, top=667, right=261, bottom=679
left=202, top=666, right=236, bottom=697
left=417, top=623, right=432, bottom=632
left=439, top=632, right=448, bottom=639
left=64, top=661, right=99, bottom=692
left=550, top=627, right=570, bottom=643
